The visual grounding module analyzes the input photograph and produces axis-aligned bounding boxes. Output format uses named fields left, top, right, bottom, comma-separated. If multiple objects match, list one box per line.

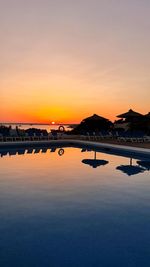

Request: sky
left=0, top=0, right=150, bottom=123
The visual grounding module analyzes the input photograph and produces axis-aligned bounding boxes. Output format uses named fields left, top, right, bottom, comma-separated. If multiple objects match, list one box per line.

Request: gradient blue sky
left=0, top=0, right=150, bottom=123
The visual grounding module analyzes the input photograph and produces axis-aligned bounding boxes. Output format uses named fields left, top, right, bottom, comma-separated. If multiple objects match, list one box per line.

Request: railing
left=0, top=134, right=150, bottom=143
left=0, top=135, right=82, bottom=142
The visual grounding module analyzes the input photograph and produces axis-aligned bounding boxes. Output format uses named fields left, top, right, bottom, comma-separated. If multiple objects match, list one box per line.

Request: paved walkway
left=97, top=139, right=150, bottom=149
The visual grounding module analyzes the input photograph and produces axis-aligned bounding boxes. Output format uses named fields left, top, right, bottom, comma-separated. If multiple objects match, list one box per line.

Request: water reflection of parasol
left=116, top=158, right=145, bottom=176
left=137, top=160, right=150, bottom=171
left=82, top=151, right=109, bottom=168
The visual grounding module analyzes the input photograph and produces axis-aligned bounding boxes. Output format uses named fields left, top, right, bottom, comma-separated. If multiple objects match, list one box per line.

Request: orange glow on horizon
left=0, top=105, right=149, bottom=124
left=1, top=1, right=150, bottom=125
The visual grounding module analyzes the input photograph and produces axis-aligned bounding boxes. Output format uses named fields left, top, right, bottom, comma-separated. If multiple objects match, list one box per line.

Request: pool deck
left=0, top=139, right=150, bottom=160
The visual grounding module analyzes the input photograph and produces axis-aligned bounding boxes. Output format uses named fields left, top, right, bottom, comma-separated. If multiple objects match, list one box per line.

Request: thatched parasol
left=82, top=151, right=109, bottom=168
left=73, top=114, right=112, bottom=134
left=116, top=158, right=145, bottom=176
left=117, top=109, right=142, bottom=119
left=116, top=165, right=145, bottom=176
left=82, top=114, right=109, bottom=122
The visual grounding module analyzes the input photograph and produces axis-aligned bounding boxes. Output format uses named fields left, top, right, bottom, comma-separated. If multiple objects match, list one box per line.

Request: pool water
left=0, top=147, right=150, bottom=267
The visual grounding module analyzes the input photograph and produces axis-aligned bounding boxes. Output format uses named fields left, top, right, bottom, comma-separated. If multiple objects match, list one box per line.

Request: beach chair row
left=0, top=136, right=56, bottom=142
left=117, top=136, right=150, bottom=143
left=81, top=132, right=113, bottom=141
left=0, top=134, right=80, bottom=142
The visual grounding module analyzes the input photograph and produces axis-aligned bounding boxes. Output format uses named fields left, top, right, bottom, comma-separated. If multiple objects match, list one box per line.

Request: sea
left=0, top=124, right=75, bottom=132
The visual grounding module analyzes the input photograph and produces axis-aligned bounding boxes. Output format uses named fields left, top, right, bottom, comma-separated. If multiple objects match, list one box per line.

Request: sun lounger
left=143, top=136, right=150, bottom=142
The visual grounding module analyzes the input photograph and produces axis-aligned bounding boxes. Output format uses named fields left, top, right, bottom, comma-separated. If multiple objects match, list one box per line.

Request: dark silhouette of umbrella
left=72, top=113, right=112, bottom=134
left=137, top=160, right=150, bottom=171
left=83, top=114, right=109, bottom=122
left=116, top=158, right=145, bottom=176
left=117, top=109, right=142, bottom=119
left=82, top=151, right=109, bottom=168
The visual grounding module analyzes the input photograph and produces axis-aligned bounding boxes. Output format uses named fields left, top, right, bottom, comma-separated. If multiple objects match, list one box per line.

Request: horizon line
left=0, top=122, right=78, bottom=125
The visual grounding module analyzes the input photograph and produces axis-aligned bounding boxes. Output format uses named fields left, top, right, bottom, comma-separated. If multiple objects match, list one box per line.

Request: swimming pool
left=0, top=145, right=150, bottom=267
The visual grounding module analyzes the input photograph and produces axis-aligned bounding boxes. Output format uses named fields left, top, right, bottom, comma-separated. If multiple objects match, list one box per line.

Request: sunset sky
left=1, top=0, right=150, bottom=123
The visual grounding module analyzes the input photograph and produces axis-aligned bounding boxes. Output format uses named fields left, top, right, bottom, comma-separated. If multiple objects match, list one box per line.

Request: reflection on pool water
left=0, top=147, right=150, bottom=267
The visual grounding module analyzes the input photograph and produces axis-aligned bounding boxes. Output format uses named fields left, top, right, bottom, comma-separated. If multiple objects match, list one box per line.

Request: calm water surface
left=0, top=147, right=150, bottom=267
